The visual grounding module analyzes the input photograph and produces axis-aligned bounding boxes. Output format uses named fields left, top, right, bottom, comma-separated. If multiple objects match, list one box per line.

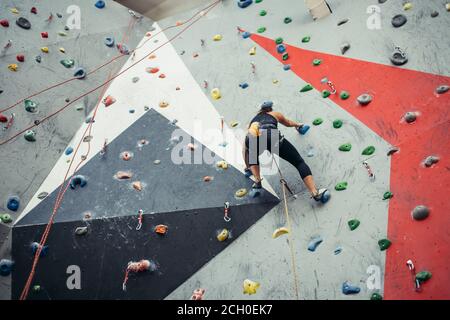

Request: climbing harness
left=406, top=259, right=421, bottom=292
left=122, top=260, right=151, bottom=291
left=224, top=202, right=231, bottom=222
left=362, top=161, right=375, bottom=181
left=136, top=209, right=143, bottom=231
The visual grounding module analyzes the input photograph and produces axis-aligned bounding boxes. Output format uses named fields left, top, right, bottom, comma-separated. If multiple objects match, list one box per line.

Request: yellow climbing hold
left=243, top=279, right=260, bottom=295
left=272, top=227, right=289, bottom=238
left=216, top=160, right=228, bottom=169
left=41, top=47, right=49, bottom=53
left=235, top=188, right=248, bottom=198
left=217, top=229, right=229, bottom=242
left=211, top=88, right=221, bottom=100
left=159, top=101, right=169, bottom=108
left=272, top=79, right=279, bottom=84
left=11, top=8, right=19, bottom=14
left=213, top=34, right=222, bottom=41
left=8, top=64, right=18, bottom=72
left=403, top=2, right=413, bottom=10
left=59, top=47, right=66, bottom=53
left=446, top=3, right=450, bottom=11
left=249, top=46, right=257, bottom=55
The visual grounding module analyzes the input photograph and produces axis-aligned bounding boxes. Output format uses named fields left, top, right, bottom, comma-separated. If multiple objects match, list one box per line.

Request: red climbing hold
left=0, top=114, right=8, bottom=123
left=31, top=7, right=38, bottom=14
left=147, top=67, right=159, bottom=74
left=41, top=32, right=49, bottom=39
left=0, top=20, right=9, bottom=27
left=103, top=95, right=116, bottom=107
left=159, top=73, right=166, bottom=79
left=16, top=54, right=25, bottom=62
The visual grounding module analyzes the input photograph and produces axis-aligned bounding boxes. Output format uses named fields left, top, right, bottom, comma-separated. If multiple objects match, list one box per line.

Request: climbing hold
left=95, top=1, right=106, bottom=9
left=75, top=226, right=88, bottom=236
left=70, top=175, right=87, bottom=189
left=191, top=288, right=205, bottom=300
left=41, top=32, right=49, bottom=39
left=103, top=95, right=116, bottom=107
left=302, top=36, right=311, bottom=43
left=117, top=43, right=130, bottom=55
left=298, top=125, right=310, bottom=135
left=337, top=18, right=349, bottom=26
left=411, top=205, right=430, bottom=221
left=275, top=37, right=283, bottom=44
left=334, top=246, right=342, bottom=255
left=8, top=64, right=18, bottom=72
left=74, top=67, right=86, bottom=79
left=386, top=147, right=399, bottom=157
left=24, top=130, right=36, bottom=142
left=115, top=171, right=133, bottom=179
left=378, top=239, right=391, bottom=251
left=340, top=91, right=350, bottom=100
left=121, top=151, right=133, bottom=161
left=158, top=101, right=169, bottom=108
left=235, top=188, right=248, bottom=198
left=16, top=17, right=31, bottom=29
left=231, top=121, right=239, bottom=127
left=392, top=14, right=407, bottom=27
left=1, top=214, right=12, bottom=224
left=154, top=224, right=168, bottom=235
left=431, top=11, right=439, bottom=18
left=259, top=10, right=267, bottom=16
left=348, top=219, right=360, bottom=231
left=283, top=64, right=291, bottom=71
left=272, top=79, right=279, bottom=84
left=312, top=118, right=323, bottom=126
left=0, top=114, right=7, bottom=123
left=60, top=59, right=75, bottom=68
left=83, top=135, right=93, bottom=143
left=31, top=242, right=48, bottom=257
left=362, top=146, right=375, bottom=155
left=277, top=44, right=286, bottom=54
left=390, top=47, right=408, bottom=66
left=211, top=88, right=221, bottom=100
left=153, top=160, right=161, bottom=165
left=35, top=55, right=42, bottom=63
left=284, top=17, right=292, bottom=24
left=24, top=100, right=38, bottom=113
left=403, top=2, right=413, bottom=10
left=255, top=0, right=263, bottom=3
left=105, top=37, right=115, bottom=47
left=333, top=120, right=343, bottom=129
left=342, top=281, right=360, bottom=295
left=238, top=0, right=253, bottom=9
left=308, top=236, right=323, bottom=252
left=239, top=82, right=249, bottom=89
left=0, top=259, right=14, bottom=276
left=242, top=31, right=251, bottom=39
left=416, top=271, right=432, bottom=283
left=340, top=43, right=351, bottom=55
left=213, top=34, right=222, bottom=41
left=339, top=143, right=352, bottom=152
left=313, top=59, right=322, bottom=66
left=249, top=46, right=256, bottom=55
left=435, top=85, right=449, bottom=94
left=272, top=227, right=289, bottom=239
left=322, top=90, right=330, bottom=98
left=383, top=191, right=393, bottom=200
left=0, top=19, right=9, bottom=27
left=122, top=260, right=154, bottom=291
left=243, top=279, right=260, bottom=295
left=257, top=27, right=266, bottom=33
left=282, top=52, right=289, bottom=61
left=371, top=293, right=383, bottom=300
left=216, top=160, right=228, bottom=169
left=132, top=181, right=143, bottom=191
left=217, top=229, right=229, bottom=242
left=404, top=111, right=417, bottom=123
left=132, top=77, right=139, bottom=83
left=357, top=93, right=372, bottom=106
left=41, top=47, right=49, bottom=53
left=335, top=182, right=348, bottom=191
left=300, top=84, right=313, bottom=92
left=16, top=55, right=25, bottom=62
left=203, top=176, right=213, bottom=182
left=447, top=3, right=450, bottom=11
left=64, top=147, right=73, bottom=156
left=423, top=155, right=439, bottom=167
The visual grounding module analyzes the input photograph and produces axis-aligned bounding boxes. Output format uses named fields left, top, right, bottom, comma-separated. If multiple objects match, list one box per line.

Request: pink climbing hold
left=191, top=288, right=206, bottom=300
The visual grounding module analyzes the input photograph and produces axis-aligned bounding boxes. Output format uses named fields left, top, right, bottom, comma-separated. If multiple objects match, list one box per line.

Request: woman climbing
left=243, top=101, right=329, bottom=202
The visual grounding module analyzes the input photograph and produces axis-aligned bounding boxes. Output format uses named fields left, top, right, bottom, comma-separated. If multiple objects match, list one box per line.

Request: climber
left=242, top=101, right=328, bottom=202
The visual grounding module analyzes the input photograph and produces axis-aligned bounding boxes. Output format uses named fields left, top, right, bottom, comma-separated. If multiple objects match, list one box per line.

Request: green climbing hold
left=333, top=119, right=343, bottom=128
left=284, top=17, right=292, bottom=24
left=371, top=293, right=383, bottom=300
left=383, top=191, right=393, bottom=200
left=282, top=52, right=289, bottom=61
left=415, top=271, right=432, bottom=283
left=257, top=27, right=266, bottom=33
left=60, top=59, right=75, bottom=68
left=322, top=90, right=330, bottom=98
left=340, top=91, right=350, bottom=100
left=335, top=182, right=348, bottom=191
left=313, top=59, right=322, bottom=66
left=378, top=239, right=391, bottom=251
left=32, top=285, right=41, bottom=293
left=255, top=0, right=263, bottom=3
left=348, top=219, right=360, bottom=231
left=339, top=143, right=352, bottom=152
left=24, top=130, right=36, bottom=142
left=302, top=36, right=310, bottom=43
left=300, top=84, right=313, bottom=92
left=259, top=10, right=267, bottom=16
left=24, top=99, right=38, bottom=113
left=275, top=37, right=283, bottom=45
left=1, top=213, right=13, bottom=224
left=362, top=146, right=375, bottom=155
left=312, top=118, right=323, bottom=126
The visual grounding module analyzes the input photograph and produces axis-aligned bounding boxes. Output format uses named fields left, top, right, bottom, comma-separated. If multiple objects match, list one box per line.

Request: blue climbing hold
left=298, top=125, right=310, bottom=135
left=70, top=175, right=87, bottom=189
left=65, top=147, right=74, bottom=155
left=239, top=82, right=249, bottom=89
left=105, top=37, right=115, bottom=47
left=277, top=44, right=286, bottom=54
left=95, top=1, right=106, bottom=9
left=0, top=259, right=14, bottom=276
left=261, top=101, right=273, bottom=109
left=7, top=196, right=20, bottom=212
left=308, top=236, right=323, bottom=252
left=74, top=67, right=86, bottom=79
left=242, top=31, right=251, bottom=39
left=320, top=190, right=331, bottom=204
left=238, top=0, right=253, bottom=9
left=31, top=242, right=48, bottom=257
left=334, top=246, right=343, bottom=255
left=342, top=281, right=361, bottom=295
left=283, top=64, right=291, bottom=71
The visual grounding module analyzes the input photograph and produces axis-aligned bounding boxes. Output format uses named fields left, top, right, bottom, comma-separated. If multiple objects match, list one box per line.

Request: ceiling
left=115, top=0, right=209, bottom=21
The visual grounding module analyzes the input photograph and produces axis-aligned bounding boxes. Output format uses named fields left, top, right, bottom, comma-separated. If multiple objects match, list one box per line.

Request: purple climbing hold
left=238, top=0, right=253, bottom=9
left=342, top=281, right=360, bottom=295
left=95, top=1, right=106, bottom=9
left=70, top=175, right=87, bottom=189
left=7, top=196, right=20, bottom=212
left=0, top=259, right=14, bottom=276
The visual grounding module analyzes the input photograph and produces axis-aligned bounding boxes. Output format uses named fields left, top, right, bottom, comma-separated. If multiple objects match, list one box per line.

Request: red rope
left=18, top=1, right=220, bottom=300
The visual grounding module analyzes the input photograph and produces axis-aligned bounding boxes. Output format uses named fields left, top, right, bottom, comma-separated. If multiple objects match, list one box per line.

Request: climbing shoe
left=244, top=168, right=252, bottom=178
left=313, top=188, right=330, bottom=203
left=252, top=180, right=262, bottom=189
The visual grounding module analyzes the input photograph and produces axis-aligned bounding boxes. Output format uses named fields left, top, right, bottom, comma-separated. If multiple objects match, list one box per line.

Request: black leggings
left=245, top=133, right=312, bottom=179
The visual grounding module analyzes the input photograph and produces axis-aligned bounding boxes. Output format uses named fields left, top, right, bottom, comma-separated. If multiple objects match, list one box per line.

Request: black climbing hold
left=378, top=0, right=387, bottom=3
left=357, top=93, right=372, bottom=106
left=348, top=219, right=360, bottom=231
left=0, top=259, right=14, bottom=276
left=387, top=147, right=399, bottom=156
left=35, top=55, right=42, bottom=63
left=404, top=112, right=416, bottom=123
left=412, top=205, right=429, bottom=220
left=342, top=281, right=360, bottom=295
left=431, top=11, right=439, bottom=18
left=390, top=47, right=408, bottom=66
left=337, top=19, right=349, bottom=26
left=392, top=14, right=407, bottom=28
left=423, top=155, right=439, bottom=167
left=74, top=67, right=86, bottom=79
left=284, top=17, right=292, bottom=24
left=105, top=37, right=115, bottom=47
left=7, top=196, right=20, bottom=211
left=70, top=175, right=87, bottom=189
left=16, top=17, right=31, bottom=29
left=37, top=192, right=49, bottom=200
left=75, top=226, right=88, bottom=235
left=340, top=43, right=350, bottom=55
left=378, top=239, right=391, bottom=251
left=308, top=236, right=323, bottom=252
left=31, top=242, right=48, bottom=257
left=435, top=85, right=449, bottom=94
left=57, top=13, right=63, bottom=18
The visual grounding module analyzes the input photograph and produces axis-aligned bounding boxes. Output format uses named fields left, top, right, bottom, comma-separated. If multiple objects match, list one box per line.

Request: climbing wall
left=1, top=0, right=449, bottom=300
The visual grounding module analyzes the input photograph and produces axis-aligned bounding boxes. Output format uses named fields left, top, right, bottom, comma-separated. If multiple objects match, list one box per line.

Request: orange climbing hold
left=115, top=171, right=132, bottom=179
left=155, top=224, right=168, bottom=235
left=132, top=181, right=142, bottom=191
left=103, top=95, right=116, bottom=107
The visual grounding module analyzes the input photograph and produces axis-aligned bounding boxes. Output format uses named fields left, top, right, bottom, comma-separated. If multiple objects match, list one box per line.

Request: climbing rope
left=19, top=1, right=221, bottom=299
left=271, top=155, right=300, bottom=300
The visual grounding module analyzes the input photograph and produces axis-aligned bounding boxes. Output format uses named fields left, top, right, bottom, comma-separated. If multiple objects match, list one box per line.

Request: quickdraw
left=406, top=259, right=421, bottom=292
left=122, top=259, right=151, bottom=291
left=327, top=81, right=337, bottom=94
left=363, top=161, right=375, bottom=181
left=99, top=139, right=108, bottom=156
left=224, top=202, right=231, bottom=222
left=136, top=209, right=143, bottom=230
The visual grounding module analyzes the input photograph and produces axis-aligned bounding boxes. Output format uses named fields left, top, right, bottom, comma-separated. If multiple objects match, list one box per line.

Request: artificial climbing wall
left=1, top=0, right=449, bottom=300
